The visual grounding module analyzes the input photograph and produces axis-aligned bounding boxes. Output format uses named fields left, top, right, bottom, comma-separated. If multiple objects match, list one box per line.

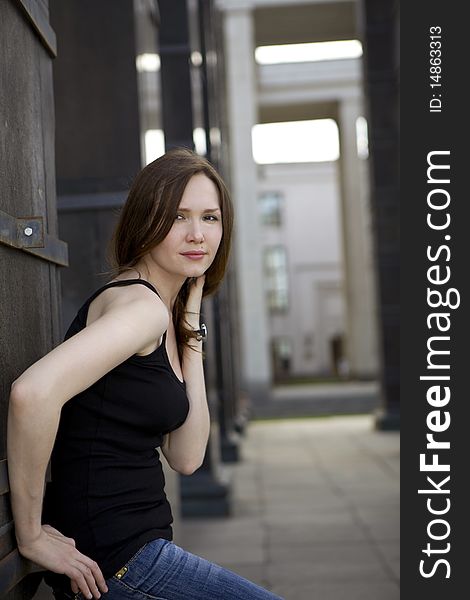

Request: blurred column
left=158, top=0, right=232, bottom=516
left=158, top=0, right=194, bottom=150
left=218, top=0, right=272, bottom=407
left=197, top=0, right=242, bottom=462
left=50, top=0, right=142, bottom=326
left=360, top=0, right=400, bottom=430
left=337, top=97, right=379, bottom=379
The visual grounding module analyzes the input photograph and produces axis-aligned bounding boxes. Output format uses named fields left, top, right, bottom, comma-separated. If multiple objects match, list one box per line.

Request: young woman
left=7, top=148, right=283, bottom=600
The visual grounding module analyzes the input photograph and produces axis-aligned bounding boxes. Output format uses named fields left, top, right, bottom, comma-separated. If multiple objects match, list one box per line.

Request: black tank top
left=42, top=279, right=190, bottom=583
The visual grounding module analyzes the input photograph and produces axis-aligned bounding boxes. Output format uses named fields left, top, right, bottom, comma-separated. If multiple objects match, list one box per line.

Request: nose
left=186, top=219, right=204, bottom=243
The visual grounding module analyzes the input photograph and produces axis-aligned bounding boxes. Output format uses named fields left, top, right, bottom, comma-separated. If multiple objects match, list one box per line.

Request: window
left=271, top=337, right=292, bottom=379
left=356, top=116, right=369, bottom=159
left=252, top=119, right=340, bottom=164
left=264, top=246, right=289, bottom=311
left=255, top=40, right=363, bottom=65
left=144, top=128, right=208, bottom=165
left=259, top=191, right=283, bottom=226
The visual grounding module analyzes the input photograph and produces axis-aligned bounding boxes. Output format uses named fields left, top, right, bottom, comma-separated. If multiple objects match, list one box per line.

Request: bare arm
left=7, top=288, right=168, bottom=598
left=161, top=276, right=210, bottom=474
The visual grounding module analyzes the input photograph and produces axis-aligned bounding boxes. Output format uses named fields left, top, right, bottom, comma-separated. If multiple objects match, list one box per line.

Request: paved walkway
left=34, top=415, right=399, bottom=599
left=252, top=382, right=381, bottom=418
left=179, top=415, right=399, bottom=599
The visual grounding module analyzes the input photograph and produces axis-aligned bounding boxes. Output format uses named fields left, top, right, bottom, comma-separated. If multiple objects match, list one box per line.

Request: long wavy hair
left=107, top=147, right=234, bottom=358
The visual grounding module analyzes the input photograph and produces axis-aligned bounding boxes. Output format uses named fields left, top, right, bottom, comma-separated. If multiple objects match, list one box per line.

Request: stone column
left=360, top=0, right=400, bottom=430
left=218, top=0, right=272, bottom=406
left=337, top=96, right=379, bottom=379
left=158, top=0, right=232, bottom=517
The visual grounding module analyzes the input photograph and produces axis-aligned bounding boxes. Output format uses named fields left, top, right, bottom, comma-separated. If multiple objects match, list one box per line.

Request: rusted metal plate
left=0, top=210, right=68, bottom=266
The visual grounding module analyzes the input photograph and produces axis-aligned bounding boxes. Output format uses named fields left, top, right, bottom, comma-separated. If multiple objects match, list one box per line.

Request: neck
left=130, top=260, right=186, bottom=312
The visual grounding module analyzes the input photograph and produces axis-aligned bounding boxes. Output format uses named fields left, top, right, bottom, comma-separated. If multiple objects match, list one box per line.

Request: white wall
left=258, top=161, right=346, bottom=377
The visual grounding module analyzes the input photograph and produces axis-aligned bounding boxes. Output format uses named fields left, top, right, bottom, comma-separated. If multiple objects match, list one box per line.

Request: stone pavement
left=179, top=415, right=400, bottom=599
left=33, top=414, right=399, bottom=599
left=251, top=382, right=381, bottom=418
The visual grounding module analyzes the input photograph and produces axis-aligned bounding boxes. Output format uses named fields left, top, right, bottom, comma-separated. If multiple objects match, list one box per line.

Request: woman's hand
left=185, top=274, right=206, bottom=315
left=18, top=525, right=108, bottom=599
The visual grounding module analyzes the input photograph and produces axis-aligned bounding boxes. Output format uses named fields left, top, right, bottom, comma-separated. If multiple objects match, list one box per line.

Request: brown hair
left=107, top=147, right=234, bottom=358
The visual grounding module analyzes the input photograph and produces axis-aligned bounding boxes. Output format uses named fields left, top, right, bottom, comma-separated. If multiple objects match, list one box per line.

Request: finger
left=68, top=566, right=93, bottom=599
left=77, top=554, right=108, bottom=594
left=76, top=563, right=101, bottom=599
left=70, top=579, right=79, bottom=595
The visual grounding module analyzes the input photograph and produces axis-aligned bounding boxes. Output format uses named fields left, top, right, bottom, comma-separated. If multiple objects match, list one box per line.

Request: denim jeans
left=50, top=538, right=284, bottom=600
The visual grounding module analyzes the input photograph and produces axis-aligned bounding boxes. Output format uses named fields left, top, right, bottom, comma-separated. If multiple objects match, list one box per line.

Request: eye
left=175, top=213, right=185, bottom=220
left=204, top=215, right=220, bottom=222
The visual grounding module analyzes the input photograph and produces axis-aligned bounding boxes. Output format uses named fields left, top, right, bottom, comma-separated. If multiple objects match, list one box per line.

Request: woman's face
left=149, top=173, right=223, bottom=280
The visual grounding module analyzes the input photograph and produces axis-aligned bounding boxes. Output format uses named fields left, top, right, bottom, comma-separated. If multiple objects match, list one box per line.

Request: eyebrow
left=178, top=207, right=221, bottom=213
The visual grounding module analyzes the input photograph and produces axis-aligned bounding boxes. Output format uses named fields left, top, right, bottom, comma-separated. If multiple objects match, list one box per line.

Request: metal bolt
left=24, top=227, right=33, bottom=236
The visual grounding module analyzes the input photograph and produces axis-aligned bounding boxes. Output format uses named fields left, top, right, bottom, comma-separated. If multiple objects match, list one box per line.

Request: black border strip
left=402, top=3, right=467, bottom=597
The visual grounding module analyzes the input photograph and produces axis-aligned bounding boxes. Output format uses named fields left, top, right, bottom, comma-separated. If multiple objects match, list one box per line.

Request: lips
left=181, top=251, right=207, bottom=261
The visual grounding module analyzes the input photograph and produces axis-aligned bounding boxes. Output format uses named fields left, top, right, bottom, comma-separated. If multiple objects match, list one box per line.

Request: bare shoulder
left=87, top=280, right=170, bottom=327
left=12, top=280, right=169, bottom=408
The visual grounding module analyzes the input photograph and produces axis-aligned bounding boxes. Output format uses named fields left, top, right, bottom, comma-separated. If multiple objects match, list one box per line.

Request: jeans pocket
left=113, top=542, right=149, bottom=581
left=111, top=538, right=171, bottom=594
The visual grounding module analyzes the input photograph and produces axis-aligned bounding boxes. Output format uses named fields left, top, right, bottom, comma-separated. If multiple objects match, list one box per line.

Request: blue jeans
left=50, top=539, right=284, bottom=600
left=106, top=539, right=284, bottom=600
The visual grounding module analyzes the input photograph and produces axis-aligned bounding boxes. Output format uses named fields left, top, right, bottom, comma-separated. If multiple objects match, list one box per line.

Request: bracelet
left=186, top=311, right=200, bottom=315
left=193, top=323, right=207, bottom=341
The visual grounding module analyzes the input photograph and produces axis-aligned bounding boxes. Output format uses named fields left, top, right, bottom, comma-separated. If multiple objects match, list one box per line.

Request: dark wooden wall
left=0, top=1, right=66, bottom=597
left=1, top=1, right=241, bottom=596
